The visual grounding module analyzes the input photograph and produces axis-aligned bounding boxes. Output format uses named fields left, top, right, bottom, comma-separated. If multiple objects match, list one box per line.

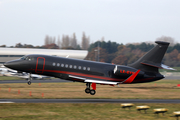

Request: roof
left=0, top=47, right=88, bottom=59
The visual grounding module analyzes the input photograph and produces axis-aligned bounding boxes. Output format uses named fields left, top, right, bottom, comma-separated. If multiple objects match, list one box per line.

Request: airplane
left=0, top=67, right=16, bottom=76
left=0, top=66, right=51, bottom=80
left=3, top=41, right=174, bottom=95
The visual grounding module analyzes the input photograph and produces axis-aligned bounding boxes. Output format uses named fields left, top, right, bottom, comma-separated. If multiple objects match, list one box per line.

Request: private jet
left=4, top=41, right=174, bottom=95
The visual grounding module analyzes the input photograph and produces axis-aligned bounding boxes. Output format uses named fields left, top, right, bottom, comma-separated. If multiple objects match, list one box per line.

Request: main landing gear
left=27, top=73, right=32, bottom=85
left=85, top=83, right=96, bottom=95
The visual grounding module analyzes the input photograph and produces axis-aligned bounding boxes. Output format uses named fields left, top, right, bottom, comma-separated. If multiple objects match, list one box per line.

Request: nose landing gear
left=85, top=83, right=96, bottom=95
left=27, top=73, right=32, bottom=85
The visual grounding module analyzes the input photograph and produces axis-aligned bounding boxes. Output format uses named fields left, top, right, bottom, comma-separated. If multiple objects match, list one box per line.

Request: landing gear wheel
left=85, top=88, right=90, bottom=94
left=90, top=90, right=96, bottom=95
left=27, top=81, right=31, bottom=85
left=27, top=73, right=32, bottom=85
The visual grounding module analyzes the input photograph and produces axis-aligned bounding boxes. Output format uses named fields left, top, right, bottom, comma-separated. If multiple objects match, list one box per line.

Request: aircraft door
left=35, top=57, right=45, bottom=73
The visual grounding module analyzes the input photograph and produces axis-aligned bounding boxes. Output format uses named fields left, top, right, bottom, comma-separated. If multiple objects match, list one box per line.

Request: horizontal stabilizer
left=161, top=64, right=175, bottom=70
left=141, top=61, right=175, bottom=70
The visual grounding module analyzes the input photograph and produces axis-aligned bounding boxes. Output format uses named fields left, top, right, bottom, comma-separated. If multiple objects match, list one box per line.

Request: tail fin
left=128, top=41, right=173, bottom=73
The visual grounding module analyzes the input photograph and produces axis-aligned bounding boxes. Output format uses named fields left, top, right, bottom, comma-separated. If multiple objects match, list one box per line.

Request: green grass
left=159, top=67, right=180, bottom=72
left=0, top=103, right=180, bottom=120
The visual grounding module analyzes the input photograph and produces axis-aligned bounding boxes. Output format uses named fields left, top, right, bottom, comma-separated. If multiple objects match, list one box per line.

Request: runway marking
left=0, top=101, right=14, bottom=103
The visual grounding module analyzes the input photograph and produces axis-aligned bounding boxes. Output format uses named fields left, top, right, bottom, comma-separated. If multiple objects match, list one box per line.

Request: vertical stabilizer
left=128, top=41, right=170, bottom=73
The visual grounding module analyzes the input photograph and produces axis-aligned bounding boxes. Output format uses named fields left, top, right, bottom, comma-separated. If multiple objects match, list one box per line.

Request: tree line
left=0, top=32, right=90, bottom=50
left=44, top=32, right=90, bottom=50
left=1, top=35, right=180, bottom=67
left=86, top=36, right=180, bottom=67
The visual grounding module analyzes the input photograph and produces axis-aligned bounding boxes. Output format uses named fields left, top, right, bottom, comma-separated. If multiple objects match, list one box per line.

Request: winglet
left=121, top=70, right=140, bottom=84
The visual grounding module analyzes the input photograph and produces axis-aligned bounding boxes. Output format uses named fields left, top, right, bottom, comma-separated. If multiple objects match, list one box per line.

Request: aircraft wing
left=69, top=75, right=119, bottom=85
left=69, top=70, right=140, bottom=85
left=85, top=79, right=119, bottom=85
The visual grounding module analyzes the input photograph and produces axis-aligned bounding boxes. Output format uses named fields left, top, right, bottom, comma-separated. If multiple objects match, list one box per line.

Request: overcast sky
left=0, top=0, right=180, bottom=46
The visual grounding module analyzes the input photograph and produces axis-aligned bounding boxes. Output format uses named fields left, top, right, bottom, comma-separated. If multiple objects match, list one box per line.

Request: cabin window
left=87, top=67, right=90, bottom=71
left=52, top=63, right=56, bottom=66
left=83, top=67, right=86, bottom=70
left=61, top=64, right=64, bottom=67
left=69, top=65, right=72, bottom=68
left=65, top=64, right=68, bottom=68
left=57, top=63, right=60, bottom=67
left=78, top=66, right=81, bottom=70
left=74, top=65, right=77, bottom=69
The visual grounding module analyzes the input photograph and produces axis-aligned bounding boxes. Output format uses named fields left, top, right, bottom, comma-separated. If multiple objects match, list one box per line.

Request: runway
left=0, top=76, right=179, bottom=84
left=0, top=99, right=180, bottom=103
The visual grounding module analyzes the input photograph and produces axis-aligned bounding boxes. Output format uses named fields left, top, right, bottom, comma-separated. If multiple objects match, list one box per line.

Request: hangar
left=0, top=47, right=88, bottom=64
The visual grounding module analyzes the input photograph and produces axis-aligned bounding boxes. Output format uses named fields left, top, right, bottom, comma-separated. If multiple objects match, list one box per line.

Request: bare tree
left=44, top=35, right=49, bottom=45
left=101, top=37, right=105, bottom=42
left=71, top=33, right=77, bottom=49
left=49, top=36, right=53, bottom=44
left=156, top=36, right=176, bottom=46
left=57, top=35, right=61, bottom=48
left=61, top=35, right=70, bottom=48
left=81, top=32, right=90, bottom=50
left=52, top=37, right=56, bottom=44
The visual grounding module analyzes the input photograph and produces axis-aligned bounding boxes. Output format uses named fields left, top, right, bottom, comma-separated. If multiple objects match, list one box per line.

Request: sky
left=0, top=0, right=180, bottom=46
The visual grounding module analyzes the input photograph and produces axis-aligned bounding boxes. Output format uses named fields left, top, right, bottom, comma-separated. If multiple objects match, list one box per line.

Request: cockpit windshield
left=20, top=56, right=27, bottom=60
left=20, top=56, right=34, bottom=61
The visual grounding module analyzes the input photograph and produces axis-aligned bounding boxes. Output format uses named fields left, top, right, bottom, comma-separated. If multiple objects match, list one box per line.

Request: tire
left=27, top=81, right=31, bottom=85
left=90, top=90, right=96, bottom=95
left=85, top=88, right=90, bottom=94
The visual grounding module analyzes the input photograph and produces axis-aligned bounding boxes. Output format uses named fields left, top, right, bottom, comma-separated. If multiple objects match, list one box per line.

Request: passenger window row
left=52, top=62, right=90, bottom=71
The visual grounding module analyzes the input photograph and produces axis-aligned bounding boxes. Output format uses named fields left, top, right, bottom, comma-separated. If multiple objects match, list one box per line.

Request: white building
left=0, top=47, right=88, bottom=64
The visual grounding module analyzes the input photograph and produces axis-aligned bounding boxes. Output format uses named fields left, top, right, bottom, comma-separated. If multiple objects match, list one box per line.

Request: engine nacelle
left=114, top=65, right=144, bottom=78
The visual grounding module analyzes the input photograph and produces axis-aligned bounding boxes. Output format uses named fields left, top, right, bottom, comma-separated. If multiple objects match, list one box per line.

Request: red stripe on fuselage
left=44, top=69, right=122, bottom=81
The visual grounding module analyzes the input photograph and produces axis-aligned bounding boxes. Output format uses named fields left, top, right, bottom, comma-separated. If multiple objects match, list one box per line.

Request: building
left=0, top=47, right=88, bottom=64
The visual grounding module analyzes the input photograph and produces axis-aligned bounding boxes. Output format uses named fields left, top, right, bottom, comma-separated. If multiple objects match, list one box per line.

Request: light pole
left=94, top=49, right=97, bottom=61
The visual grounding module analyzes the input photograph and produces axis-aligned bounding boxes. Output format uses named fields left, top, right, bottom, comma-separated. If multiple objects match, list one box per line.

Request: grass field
left=160, top=67, right=180, bottom=72
left=0, top=79, right=180, bottom=99
left=0, top=77, right=180, bottom=120
left=0, top=103, right=180, bottom=120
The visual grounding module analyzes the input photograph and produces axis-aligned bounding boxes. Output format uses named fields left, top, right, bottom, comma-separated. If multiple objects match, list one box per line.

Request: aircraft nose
left=4, top=60, right=20, bottom=69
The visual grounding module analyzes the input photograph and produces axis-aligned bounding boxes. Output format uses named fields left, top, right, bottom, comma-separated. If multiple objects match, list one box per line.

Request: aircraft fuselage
left=4, top=54, right=164, bottom=84
left=3, top=41, right=172, bottom=95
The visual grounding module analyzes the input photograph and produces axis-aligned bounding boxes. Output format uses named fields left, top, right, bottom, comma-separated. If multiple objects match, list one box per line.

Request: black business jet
left=4, top=41, right=174, bottom=95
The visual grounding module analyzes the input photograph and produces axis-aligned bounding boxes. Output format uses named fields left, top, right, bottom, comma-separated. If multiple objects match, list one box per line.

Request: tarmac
left=0, top=79, right=71, bottom=84
left=0, top=75, right=179, bottom=84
